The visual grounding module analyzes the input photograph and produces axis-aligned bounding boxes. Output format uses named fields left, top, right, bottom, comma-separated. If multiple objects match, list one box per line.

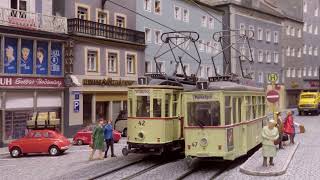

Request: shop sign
left=0, top=76, right=64, bottom=88
left=82, top=78, right=135, bottom=86
left=309, top=81, right=320, bottom=88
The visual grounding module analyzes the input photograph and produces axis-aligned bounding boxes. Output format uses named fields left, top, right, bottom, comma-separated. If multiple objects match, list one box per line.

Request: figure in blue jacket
left=104, top=119, right=116, bottom=158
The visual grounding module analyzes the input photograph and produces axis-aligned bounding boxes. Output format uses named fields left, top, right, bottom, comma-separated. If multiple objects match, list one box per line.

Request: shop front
left=65, top=77, right=135, bottom=137
left=0, top=76, right=64, bottom=146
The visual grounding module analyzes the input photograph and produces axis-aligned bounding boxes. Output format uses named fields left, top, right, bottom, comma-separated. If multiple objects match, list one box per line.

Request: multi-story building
left=200, top=0, right=283, bottom=88
left=53, top=0, right=146, bottom=136
left=136, top=0, right=223, bottom=77
left=0, top=0, right=67, bottom=146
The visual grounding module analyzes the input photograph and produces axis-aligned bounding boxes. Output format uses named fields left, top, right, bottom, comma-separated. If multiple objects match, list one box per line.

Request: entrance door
left=83, top=94, right=92, bottom=126
left=96, top=102, right=109, bottom=120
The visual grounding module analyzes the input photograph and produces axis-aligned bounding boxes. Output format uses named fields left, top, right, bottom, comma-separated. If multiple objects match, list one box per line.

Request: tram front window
left=136, top=96, right=150, bottom=117
left=187, top=101, right=220, bottom=126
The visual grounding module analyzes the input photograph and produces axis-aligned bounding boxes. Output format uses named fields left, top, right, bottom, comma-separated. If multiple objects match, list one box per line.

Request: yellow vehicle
left=183, top=79, right=266, bottom=163
left=298, top=91, right=320, bottom=115
left=122, top=77, right=194, bottom=156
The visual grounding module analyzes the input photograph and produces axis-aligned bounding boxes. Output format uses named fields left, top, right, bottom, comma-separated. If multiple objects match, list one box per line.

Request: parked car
left=72, top=125, right=121, bottom=145
left=8, top=129, right=71, bottom=158
left=114, top=110, right=128, bottom=137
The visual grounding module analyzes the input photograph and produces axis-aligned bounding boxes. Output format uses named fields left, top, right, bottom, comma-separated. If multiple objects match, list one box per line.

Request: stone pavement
left=240, top=143, right=299, bottom=176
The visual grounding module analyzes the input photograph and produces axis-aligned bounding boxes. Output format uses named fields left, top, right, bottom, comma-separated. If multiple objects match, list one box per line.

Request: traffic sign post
left=267, top=73, right=279, bottom=121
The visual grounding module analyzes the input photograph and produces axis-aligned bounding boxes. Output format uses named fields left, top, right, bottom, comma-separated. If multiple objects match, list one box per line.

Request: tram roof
left=190, top=81, right=265, bottom=92
left=129, top=79, right=195, bottom=90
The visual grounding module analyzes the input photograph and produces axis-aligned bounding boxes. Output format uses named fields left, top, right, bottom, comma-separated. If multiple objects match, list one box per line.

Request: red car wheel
left=49, top=145, right=60, bottom=156
left=76, top=139, right=84, bottom=145
left=10, top=147, right=21, bottom=158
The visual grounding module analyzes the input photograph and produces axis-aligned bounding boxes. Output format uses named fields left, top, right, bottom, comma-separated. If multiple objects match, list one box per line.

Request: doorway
left=96, top=102, right=109, bottom=121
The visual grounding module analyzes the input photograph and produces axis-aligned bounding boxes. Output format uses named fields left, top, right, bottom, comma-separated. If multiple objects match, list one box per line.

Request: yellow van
left=298, top=92, right=320, bottom=115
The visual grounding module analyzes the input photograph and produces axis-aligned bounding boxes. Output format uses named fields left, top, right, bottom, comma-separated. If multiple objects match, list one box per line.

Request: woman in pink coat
left=284, top=111, right=295, bottom=144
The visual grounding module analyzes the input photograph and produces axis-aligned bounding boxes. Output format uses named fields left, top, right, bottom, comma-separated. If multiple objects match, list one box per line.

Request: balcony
left=67, top=18, right=145, bottom=45
left=0, top=7, right=67, bottom=34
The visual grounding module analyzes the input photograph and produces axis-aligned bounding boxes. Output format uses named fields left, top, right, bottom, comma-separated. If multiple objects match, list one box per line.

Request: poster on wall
left=4, top=37, right=18, bottom=74
left=20, top=39, right=33, bottom=74
left=50, top=42, right=62, bottom=76
left=36, top=41, right=48, bottom=75
left=226, top=128, right=234, bottom=152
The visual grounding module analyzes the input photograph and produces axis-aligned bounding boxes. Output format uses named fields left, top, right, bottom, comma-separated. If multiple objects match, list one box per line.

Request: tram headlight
left=199, top=138, right=208, bottom=147
left=138, top=132, right=145, bottom=140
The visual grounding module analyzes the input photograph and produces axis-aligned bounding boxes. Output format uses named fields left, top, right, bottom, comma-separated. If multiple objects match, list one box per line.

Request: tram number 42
left=138, top=120, right=146, bottom=126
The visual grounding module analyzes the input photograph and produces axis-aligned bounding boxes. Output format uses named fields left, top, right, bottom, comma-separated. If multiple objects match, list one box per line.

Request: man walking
left=104, top=119, right=116, bottom=158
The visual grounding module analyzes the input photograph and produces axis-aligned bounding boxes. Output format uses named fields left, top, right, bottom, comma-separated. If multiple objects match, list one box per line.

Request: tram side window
left=128, top=98, right=132, bottom=117
left=225, top=96, right=232, bottom=125
left=252, top=96, right=257, bottom=119
left=245, top=96, right=252, bottom=120
left=153, top=98, right=162, bottom=117
left=172, top=94, right=178, bottom=117
left=262, top=96, right=266, bottom=115
left=232, top=98, right=237, bottom=124
left=238, top=98, right=242, bottom=122
left=165, top=94, right=171, bottom=117
left=136, top=96, right=150, bottom=117
left=187, top=101, right=220, bottom=126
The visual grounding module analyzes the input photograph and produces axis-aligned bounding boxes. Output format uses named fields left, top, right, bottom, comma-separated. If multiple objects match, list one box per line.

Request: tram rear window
left=187, top=101, right=220, bottom=126
left=136, top=96, right=150, bottom=117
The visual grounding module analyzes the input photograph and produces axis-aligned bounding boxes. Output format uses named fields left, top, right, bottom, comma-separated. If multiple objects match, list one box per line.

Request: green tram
left=122, top=78, right=195, bottom=156
left=183, top=80, right=267, bottom=161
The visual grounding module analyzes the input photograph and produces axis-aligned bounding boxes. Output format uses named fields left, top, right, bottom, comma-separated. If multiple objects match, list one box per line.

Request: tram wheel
left=122, top=147, right=129, bottom=156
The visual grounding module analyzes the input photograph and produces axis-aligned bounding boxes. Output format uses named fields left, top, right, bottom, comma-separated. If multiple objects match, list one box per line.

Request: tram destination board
left=266, top=90, right=280, bottom=103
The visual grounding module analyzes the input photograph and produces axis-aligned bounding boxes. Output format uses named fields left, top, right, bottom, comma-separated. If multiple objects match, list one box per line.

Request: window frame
left=154, top=29, right=162, bottom=45
left=174, top=5, right=182, bottom=20
left=154, top=0, right=161, bottom=15
left=114, top=13, right=127, bottom=28
left=125, top=51, right=138, bottom=76
left=85, top=47, right=100, bottom=75
left=182, top=8, right=189, bottom=22
left=144, top=0, right=151, bottom=12
left=75, top=3, right=90, bottom=20
left=106, top=49, right=120, bottom=76
left=145, top=27, right=152, bottom=43
left=96, top=8, right=109, bottom=24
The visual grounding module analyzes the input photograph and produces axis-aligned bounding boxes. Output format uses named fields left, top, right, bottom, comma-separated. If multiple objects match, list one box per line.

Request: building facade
left=53, top=0, right=145, bottom=137
left=136, top=0, right=223, bottom=77
left=201, top=0, right=283, bottom=88
left=0, top=0, right=67, bottom=146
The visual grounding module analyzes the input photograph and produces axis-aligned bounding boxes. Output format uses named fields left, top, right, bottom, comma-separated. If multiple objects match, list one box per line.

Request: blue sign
left=75, top=93, right=80, bottom=100
left=20, top=39, right=33, bottom=74
left=50, top=42, right=62, bottom=76
left=4, top=37, right=18, bottom=74
left=36, top=41, right=48, bottom=75
left=74, top=100, right=80, bottom=113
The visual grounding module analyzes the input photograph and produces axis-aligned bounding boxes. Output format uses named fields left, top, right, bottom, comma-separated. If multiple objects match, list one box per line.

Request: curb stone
left=239, top=142, right=299, bottom=176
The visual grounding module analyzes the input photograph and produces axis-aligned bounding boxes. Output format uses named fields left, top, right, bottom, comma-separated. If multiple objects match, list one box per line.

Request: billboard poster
left=4, top=37, right=18, bottom=74
left=226, top=128, right=234, bottom=151
left=20, top=39, right=33, bottom=74
left=50, top=42, right=62, bottom=76
left=36, top=41, right=48, bottom=75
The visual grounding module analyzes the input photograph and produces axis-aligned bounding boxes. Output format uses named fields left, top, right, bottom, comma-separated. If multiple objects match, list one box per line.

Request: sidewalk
left=0, top=146, right=9, bottom=155
left=240, top=143, right=299, bottom=176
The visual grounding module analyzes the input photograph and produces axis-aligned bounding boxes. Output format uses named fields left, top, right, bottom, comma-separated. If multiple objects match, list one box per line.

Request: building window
left=314, top=67, right=318, bottom=77
left=77, top=6, right=88, bottom=20
left=183, top=9, right=189, bottom=22
left=266, top=30, right=271, bottom=42
left=309, top=46, right=313, bottom=55
left=87, top=51, right=98, bottom=72
left=308, top=67, right=312, bottom=76
left=303, top=44, right=307, bottom=54
left=154, top=30, right=162, bottom=45
left=286, top=46, right=290, bottom=56
left=108, top=52, right=118, bottom=73
left=201, top=15, right=207, bottom=27
left=297, top=28, right=302, bottom=38
left=308, top=24, right=313, bottom=33
left=273, top=52, right=279, bottom=63
left=290, top=27, right=295, bottom=36
left=258, top=50, right=263, bottom=62
left=239, top=23, right=245, bottom=36
left=273, top=31, right=279, bottom=43
left=145, top=28, right=151, bottom=43
left=240, top=47, right=246, bottom=60
left=174, top=6, right=181, bottom=20
left=298, top=68, right=302, bottom=78
left=144, top=0, right=151, bottom=12
left=266, top=51, right=271, bottom=63
left=145, top=61, right=151, bottom=73
left=291, top=68, right=296, bottom=78
left=206, top=66, right=212, bottom=77
left=315, top=26, right=318, bottom=35
left=208, top=17, right=214, bottom=29
left=304, top=2, right=307, bottom=13
left=199, top=40, right=204, bottom=51
left=249, top=25, right=254, bottom=39
left=314, top=47, right=318, bottom=56
left=298, top=48, right=302, bottom=58
left=291, top=48, right=295, bottom=57
left=286, top=68, right=291, bottom=78
left=303, top=67, right=307, bottom=76
left=198, top=66, right=204, bottom=78
left=286, top=26, right=290, bottom=35
left=303, top=23, right=307, bottom=32
left=258, top=72, right=264, bottom=83
left=126, top=54, right=136, bottom=74
left=115, top=15, right=126, bottom=28
left=97, top=11, right=108, bottom=24
left=154, top=0, right=161, bottom=14
left=258, top=28, right=263, bottom=40
left=315, top=7, right=319, bottom=16
left=183, top=64, right=190, bottom=75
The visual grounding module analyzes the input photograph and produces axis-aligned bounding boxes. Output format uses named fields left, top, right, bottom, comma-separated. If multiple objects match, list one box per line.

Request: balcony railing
left=68, top=18, right=145, bottom=45
left=0, top=7, right=67, bottom=34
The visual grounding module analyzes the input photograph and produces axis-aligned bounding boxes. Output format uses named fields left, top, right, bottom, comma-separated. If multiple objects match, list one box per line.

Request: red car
left=8, top=130, right=71, bottom=158
left=73, top=125, right=121, bottom=145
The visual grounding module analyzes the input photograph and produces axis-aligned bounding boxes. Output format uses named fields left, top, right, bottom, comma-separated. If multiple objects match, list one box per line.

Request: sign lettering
left=0, top=76, right=64, bottom=88
left=193, top=94, right=212, bottom=100
left=82, top=78, right=135, bottom=86
left=268, top=73, right=278, bottom=83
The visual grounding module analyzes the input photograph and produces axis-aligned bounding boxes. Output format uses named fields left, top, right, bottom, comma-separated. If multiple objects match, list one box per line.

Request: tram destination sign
left=266, top=90, right=280, bottom=103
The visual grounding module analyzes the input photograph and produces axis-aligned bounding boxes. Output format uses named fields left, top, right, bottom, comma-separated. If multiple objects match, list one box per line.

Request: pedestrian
left=104, top=119, right=116, bottom=158
left=276, top=112, right=284, bottom=149
left=89, top=118, right=105, bottom=161
left=261, top=119, right=279, bottom=167
left=284, top=111, right=295, bottom=144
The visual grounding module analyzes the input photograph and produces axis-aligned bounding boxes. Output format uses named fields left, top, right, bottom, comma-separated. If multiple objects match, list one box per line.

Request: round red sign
left=266, top=90, right=280, bottom=103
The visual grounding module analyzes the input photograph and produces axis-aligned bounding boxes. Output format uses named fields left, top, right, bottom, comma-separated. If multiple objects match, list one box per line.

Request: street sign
left=266, top=90, right=280, bottom=103
left=268, top=73, right=278, bottom=83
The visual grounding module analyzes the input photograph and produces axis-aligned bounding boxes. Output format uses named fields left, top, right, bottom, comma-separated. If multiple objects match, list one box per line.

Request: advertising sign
left=51, top=42, right=62, bottom=76
left=20, top=39, right=33, bottom=74
left=4, top=37, right=18, bottom=74
left=0, top=76, right=64, bottom=88
left=36, top=41, right=48, bottom=75
left=226, top=128, right=234, bottom=152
